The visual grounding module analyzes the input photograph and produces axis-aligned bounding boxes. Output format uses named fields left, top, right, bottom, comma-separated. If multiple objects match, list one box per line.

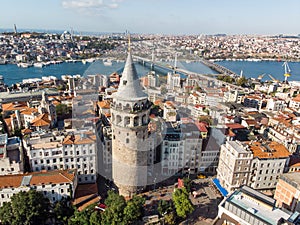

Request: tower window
left=123, top=80, right=127, bottom=85
left=126, top=138, right=129, bottom=144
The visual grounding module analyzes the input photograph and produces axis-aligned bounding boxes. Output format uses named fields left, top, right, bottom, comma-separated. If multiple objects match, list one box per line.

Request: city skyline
left=1, top=0, right=300, bottom=35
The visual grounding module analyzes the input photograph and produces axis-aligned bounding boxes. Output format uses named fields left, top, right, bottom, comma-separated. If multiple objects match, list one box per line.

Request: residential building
left=274, top=172, right=300, bottom=213
left=217, top=141, right=253, bottom=192
left=161, top=122, right=203, bottom=176
left=163, top=101, right=177, bottom=122
left=266, top=98, right=287, bottom=111
left=0, top=134, right=23, bottom=175
left=0, top=169, right=77, bottom=206
left=290, top=94, right=300, bottom=110
left=23, top=131, right=97, bottom=184
left=199, top=128, right=225, bottom=174
left=217, top=186, right=293, bottom=225
left=167, top=72, right=181, bottom=90
left=248, top=141, right=290, bottom=190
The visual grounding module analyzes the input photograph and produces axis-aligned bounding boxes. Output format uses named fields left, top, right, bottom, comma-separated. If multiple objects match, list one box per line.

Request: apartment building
left=23, top=131, right=97, bottom=184
left=274, top=172, right=300, bottom=213
left=217, top=186, right=293, bottom=225
left=217, top=141, right=253, bottom=192
left=0, top=134, right=23, bottom=176
left=0, top=169, right=77, bottom=206
left=249, top=141, right=290, bottom=190
left=161, top=122, right=202, bottom=176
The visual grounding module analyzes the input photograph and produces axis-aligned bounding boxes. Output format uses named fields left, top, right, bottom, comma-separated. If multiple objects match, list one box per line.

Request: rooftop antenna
left=283, top=61, right=291, bottom=83
left=173, top=52, right=177, bottom=74
left=128, top=32, right=131, bottom=52
left=14, top=24, right=17, bottom=34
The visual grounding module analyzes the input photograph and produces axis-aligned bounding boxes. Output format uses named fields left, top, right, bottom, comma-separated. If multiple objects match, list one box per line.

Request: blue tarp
left=212, top=178, right=228, bottom=197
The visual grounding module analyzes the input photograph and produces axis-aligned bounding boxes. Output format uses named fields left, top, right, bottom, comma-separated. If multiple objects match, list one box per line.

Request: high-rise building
left=110, top=47, right=151, bottom=197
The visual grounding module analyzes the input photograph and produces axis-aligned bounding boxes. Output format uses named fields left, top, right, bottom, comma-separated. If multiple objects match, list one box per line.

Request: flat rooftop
left=249, top=141, right=290, bottom=159
left=227, top=141, right=249, bottom=153
left=280, top=172, right=300, bottom=189
left=31, top=141, right=62, bottom=150
left=226, top=186, right=291, bottom=225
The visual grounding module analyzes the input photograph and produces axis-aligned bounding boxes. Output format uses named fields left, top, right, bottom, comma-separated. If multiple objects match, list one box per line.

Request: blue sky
left=1, top=0, right=300, bottom=35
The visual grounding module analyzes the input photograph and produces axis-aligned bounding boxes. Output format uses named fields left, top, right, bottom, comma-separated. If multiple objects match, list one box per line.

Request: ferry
left=33, top=62, right=44, bottom=68
left=17, top=62, right=33, bottom=68
left=103, top=58, right=112, bottom=66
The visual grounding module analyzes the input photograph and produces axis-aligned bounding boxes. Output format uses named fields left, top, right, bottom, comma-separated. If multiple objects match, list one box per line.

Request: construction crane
left=268, top=74, right=279, bottom=83
left=283, top=61, right=291, bottom=82
left=257, top=73, right=265, bottom=81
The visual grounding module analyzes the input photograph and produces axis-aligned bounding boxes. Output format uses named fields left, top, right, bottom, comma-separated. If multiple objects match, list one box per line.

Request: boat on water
left=17, top=62, right=33, bottom=68
left=33, top=62, right=44, bottom=68
left=103, top=58, right=113, bottom=66
left=103, top=61, right=112, bottom=66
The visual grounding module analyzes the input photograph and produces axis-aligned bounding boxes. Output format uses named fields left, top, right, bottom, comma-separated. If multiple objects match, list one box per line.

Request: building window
left=126, top=138, right=129, bottom=144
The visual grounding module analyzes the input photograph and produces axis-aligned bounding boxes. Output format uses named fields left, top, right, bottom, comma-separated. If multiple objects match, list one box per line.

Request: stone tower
left=111, top=45, right=151, bottom=197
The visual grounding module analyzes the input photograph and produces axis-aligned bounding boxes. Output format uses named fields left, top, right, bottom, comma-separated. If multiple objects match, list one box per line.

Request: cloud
left=62, top=0, right=123, bottom=10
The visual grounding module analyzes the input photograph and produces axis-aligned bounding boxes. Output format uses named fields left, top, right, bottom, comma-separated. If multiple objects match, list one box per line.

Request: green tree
left=68, top=204, right=97, bottom=225
left=236, top=76, right=248, bottom=87
left=164, top=211, right=177, bottom=225
left=157, top=200, right=173, bottom=216
left=183, top=177, right=192, bottom=193
left=172, top=188, right=194, bottom=219
left=101, top=191, right=126, bottom=225
left=89, top=211, right=102, bottom=225
left=53, top=197, right=74, bottom=225
left=123, top=195, right=145, bottom=223
left=0, top=190, right=50, bottom=225
left=56, top=104, right=69, bottom=116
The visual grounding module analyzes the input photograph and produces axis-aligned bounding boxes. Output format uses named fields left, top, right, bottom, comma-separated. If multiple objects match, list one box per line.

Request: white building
left=0, top=169, right=77, bottom=206
left=266, top=98, right=287, bottom=111
left=161, top=122, right=203, bottom=176
left=217, top=186, right=292, bottom=225
left=217, top=141, right=253, bottom=192
left=248, top=141, right=290, bottom=190
left=147, top=71, right=159, bottom=88
left=289, top=94, right=300, bottom=110
left=163, top=101, right=177, bottom=122
left=167, top=72, right=181, bottom=90
left=223, top=90, right=244, bottom=103
left=0, top=134, right=23, bottom=176
left=23, top=131, right=97, bottom=184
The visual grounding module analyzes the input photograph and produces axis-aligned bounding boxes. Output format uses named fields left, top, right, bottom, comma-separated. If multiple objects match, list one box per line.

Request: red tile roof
left=225, top=123, right=245, bottom=129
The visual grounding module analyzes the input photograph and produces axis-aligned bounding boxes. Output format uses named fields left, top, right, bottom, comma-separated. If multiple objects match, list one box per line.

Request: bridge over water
left=133, top=55, right=243, bottom=91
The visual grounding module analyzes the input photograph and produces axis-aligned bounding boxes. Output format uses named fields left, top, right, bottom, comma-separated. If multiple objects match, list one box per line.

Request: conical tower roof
left=114, top=52, right=147, bottom=101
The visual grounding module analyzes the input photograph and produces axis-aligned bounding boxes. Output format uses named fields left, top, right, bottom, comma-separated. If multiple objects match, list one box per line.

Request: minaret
left=111, top=35, right=151, bottom=197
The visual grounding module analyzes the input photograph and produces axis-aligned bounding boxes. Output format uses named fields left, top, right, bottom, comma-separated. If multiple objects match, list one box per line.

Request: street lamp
left=154, top=177, right=157, bottom=191
left=188, top=168, right=191, bottom=179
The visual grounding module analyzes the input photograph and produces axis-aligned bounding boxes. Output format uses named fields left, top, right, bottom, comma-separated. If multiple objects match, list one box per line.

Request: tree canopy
left=0, top=190, right=50, bottom=225
left=102, top=191, right=145, bottom=225
left=68, top=191, right=145, bottom=225
left=172, top=187, right=194, bottom=219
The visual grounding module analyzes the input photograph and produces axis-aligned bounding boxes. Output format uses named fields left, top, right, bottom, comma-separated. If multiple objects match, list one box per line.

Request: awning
left=212, top=178, right=228, bottom=197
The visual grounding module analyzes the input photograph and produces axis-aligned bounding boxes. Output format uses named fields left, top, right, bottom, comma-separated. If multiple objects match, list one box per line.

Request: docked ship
left=103, top=58, right=112, bottom=66
left=33, top=62, right=44, bottom=68
left=17, top=62, right=33, bottom=68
